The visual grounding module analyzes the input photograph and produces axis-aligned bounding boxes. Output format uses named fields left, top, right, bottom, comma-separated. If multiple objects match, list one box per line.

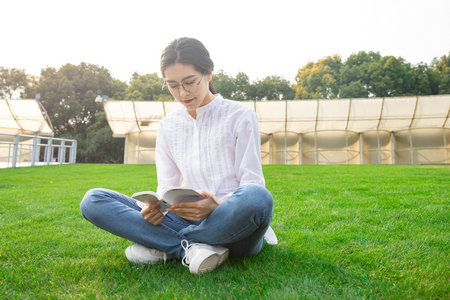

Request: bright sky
left=1, top=0, right=449, bottom=84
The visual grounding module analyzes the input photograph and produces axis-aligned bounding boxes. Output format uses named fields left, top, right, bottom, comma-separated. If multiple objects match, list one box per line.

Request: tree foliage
left=295, top=51, right=447, bottom=99
left=339, top=51, right=381, bottom=98
left=432, top=52, right=450, bottom=94
left=212, top=70, right=295, bottom=100
left=23, top=62, right=126, bottom=163
left=294, top=55, right=342, bottom=99
left=25, top=63, right=125, bottom=135
left=125, top=72, right=172, bottom=101
left=73, top=112, right=124, bottom=163
left=251, top=76, right=295, bottom=100
left=0, top=67, right=28, bottom=99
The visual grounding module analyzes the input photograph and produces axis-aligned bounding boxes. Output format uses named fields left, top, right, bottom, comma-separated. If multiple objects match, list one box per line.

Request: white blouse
left=154, top=94, right=278, bottom=245
left=155, top=94, right=265, bottom=199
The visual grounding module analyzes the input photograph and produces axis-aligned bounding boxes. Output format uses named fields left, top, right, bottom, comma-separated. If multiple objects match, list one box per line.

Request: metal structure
left=0, top=99, right=77, bottom=167
left=0, top=133, right=77, bottom=168
left=103, top=95, right=450, bottom=165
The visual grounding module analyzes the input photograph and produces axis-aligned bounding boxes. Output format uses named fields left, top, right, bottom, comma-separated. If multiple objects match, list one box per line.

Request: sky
left=1, top=0, right=449, bottom=84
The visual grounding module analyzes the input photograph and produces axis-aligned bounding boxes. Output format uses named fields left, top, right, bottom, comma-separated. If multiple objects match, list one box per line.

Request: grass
left=0, top=164, right=449, bottom=299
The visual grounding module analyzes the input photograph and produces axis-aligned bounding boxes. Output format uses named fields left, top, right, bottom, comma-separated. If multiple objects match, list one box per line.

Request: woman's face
left=163, top=63, right=214, bottom=117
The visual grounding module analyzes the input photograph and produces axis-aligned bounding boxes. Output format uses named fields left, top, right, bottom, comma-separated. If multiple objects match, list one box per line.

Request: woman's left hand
left=166, top=190, right=220, bottom=221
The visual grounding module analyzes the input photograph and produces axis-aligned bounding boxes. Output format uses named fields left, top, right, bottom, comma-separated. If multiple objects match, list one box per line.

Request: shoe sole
left=189, top=248, right=229, bottom=274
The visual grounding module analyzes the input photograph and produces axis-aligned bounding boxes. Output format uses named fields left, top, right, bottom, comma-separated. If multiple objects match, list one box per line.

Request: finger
left=146, top=211, right=164, bottom=223
left=141, top=203, right=158, bottom=214
left=171, top=200, right=205, bottom=209
left=197, top=190, right=213, bottom=198
left=168, top=204, right=197, bottom=211
left=177, top=213, right=204, bottom=221
left=172, top=209, right=204, bottom=219
left=149, top=214, right=163, bottom=225
left=167, top=206, right=199, bottom=215
left=141, top=207, right=154, bottom=217
left=148, top=201, right=161, bottom=210
left=144, top=208, right=161, bottom=220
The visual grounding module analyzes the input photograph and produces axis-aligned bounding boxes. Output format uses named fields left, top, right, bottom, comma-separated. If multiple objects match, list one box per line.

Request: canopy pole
left=359, top=133, right=364, bottom=165
left=391, top=132, right=396, bottom=165
left=409, top=96, right=419, bottom=128
left=6, top=99, right=24, bottom=131
left=12, top=134, right=19, bottom=167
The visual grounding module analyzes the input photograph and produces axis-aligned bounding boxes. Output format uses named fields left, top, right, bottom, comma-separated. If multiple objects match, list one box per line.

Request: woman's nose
left=179, top=87, right=190, bottom=98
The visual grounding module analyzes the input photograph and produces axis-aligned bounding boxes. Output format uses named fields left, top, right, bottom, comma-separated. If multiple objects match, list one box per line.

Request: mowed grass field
left=0, top=164, right=448, bottom=299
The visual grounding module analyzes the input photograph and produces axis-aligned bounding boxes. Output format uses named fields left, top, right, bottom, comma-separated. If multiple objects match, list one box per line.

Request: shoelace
left=181, top=239, right=193, bottom=267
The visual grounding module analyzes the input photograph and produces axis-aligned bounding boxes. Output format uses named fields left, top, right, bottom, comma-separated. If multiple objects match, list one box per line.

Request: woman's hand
left=141, top=201, right=164, bottom=225
left=166, top=190, right=220, bottom=221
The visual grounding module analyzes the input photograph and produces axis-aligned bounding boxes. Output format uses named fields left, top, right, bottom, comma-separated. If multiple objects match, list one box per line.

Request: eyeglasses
left=162, top=74, right=205, bottom=94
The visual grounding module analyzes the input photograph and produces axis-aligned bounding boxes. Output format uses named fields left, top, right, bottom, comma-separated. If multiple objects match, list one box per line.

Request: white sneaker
left=181, top=240, right=229, bottom=274
left=125, top=243, right=173, bottom=264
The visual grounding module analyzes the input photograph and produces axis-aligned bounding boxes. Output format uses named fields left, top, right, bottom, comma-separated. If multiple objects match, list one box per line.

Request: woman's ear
left=206, top=71, right=213, bottom=82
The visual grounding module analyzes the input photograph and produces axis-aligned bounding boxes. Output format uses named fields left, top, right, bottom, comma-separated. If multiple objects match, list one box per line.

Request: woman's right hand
left=141, top=201, right=164, bottom=225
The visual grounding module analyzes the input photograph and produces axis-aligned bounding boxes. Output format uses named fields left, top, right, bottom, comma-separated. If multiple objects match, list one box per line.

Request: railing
left=0, top=133, right=77, bottom=168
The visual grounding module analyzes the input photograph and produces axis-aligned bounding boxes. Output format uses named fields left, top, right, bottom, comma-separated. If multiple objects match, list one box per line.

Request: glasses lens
left=182, top=81, right=198, bottom=93
left=165, top=75, right=203, bottom=94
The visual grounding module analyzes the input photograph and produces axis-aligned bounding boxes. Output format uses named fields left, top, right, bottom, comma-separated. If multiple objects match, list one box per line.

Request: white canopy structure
left=103, top=95, right=450, bottom=165
left=0, top=99, right=76, bottom=168
left=0, top=99, right=53, bottom=135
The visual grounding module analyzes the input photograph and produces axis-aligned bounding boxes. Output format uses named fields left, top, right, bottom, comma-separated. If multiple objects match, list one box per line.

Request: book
left=132, top=188, right=205, bottom=212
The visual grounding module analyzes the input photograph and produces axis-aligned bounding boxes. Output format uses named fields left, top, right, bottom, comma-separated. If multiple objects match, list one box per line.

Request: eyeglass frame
left=162, top=73, right=205, bottom=94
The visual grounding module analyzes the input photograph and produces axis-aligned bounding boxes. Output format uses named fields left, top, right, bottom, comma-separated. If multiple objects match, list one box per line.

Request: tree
left=25, top=63, right=119, bottom=135
left=0, top=67, right=27, bottom=99
left=299, top=51, right=445, bottom=99
left=339, top=51, right=381, bottom=98
left=339, top=80, right=368, bottom=98
left=212, top=70, right=236, bottom=99
left=110, top=78, right=128, bottom=100
left=367, top=55, right=416, bottom=97
left=23, top=63, right=127, bottom=163
left=294, top=55, right=342, bottom=99
left=432, top=52, right=450, bottom=94
left=411, top=63, right=439, bottom=95
left=339, top=51, right=419, bottom=97
left=252, top=76, right=295, bottom=100
left=125, top=72, right=172, bottom=101
left=74, top=112, right=124, bottom=163
left=233, top=72, right=250, bottom=100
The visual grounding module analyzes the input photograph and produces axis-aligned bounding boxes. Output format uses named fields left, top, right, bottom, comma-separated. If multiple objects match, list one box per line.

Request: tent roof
left=104, top=95, right=450, bottom=137
left=0, top=99, right=54, bottom=135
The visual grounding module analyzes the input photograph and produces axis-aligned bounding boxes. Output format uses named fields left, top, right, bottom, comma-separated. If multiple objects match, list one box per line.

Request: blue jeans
left=80, top=184, right=273, bottom=259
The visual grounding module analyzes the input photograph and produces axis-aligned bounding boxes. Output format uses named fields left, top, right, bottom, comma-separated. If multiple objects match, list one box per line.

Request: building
left=103, top=95, right=450, bottom=165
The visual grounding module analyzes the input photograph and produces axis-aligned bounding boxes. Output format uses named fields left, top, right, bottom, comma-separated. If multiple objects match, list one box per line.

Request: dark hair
left=160, top=37, right=216, bottom=94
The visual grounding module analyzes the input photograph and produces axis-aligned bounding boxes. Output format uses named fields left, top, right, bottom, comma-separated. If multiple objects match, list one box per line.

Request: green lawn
left=0, top=164, right=448, bottom=299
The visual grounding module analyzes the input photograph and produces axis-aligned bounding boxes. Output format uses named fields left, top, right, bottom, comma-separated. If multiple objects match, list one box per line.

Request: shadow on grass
left=86, top=241, right=397, bottom=299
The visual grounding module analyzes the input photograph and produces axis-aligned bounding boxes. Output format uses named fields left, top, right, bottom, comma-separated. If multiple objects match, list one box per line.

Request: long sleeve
left=155, top=122, right=183, bottom=196
left=233, top=110, right=265, bottom=187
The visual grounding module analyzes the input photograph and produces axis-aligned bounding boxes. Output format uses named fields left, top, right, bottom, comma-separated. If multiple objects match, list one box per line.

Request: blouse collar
left=182, top=94, right=223, bottom=118
left=196, top=94, right=222, bottom=114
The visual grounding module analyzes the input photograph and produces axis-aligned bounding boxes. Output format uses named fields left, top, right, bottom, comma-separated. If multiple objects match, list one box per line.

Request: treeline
left=294, top=51, right=450, bottom=99
left=0, top=51, right=448, bottom=163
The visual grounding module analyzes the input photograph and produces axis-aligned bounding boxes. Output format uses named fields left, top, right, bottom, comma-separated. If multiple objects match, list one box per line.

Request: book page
left=131, top=191, right=160, bottom=204
left=162, top=188, right=204, bottom=206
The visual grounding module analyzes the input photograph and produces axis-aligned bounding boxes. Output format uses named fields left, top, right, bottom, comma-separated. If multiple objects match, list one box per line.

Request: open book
left=132, top=188, right=205, bottom=212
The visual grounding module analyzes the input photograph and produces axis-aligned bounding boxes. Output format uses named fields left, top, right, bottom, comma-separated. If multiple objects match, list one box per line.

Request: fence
left=0, top=133, right=77, bottom=168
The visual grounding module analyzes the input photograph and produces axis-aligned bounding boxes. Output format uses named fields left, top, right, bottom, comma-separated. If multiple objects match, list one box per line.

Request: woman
left=80, top=37, right=275, bottom=274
